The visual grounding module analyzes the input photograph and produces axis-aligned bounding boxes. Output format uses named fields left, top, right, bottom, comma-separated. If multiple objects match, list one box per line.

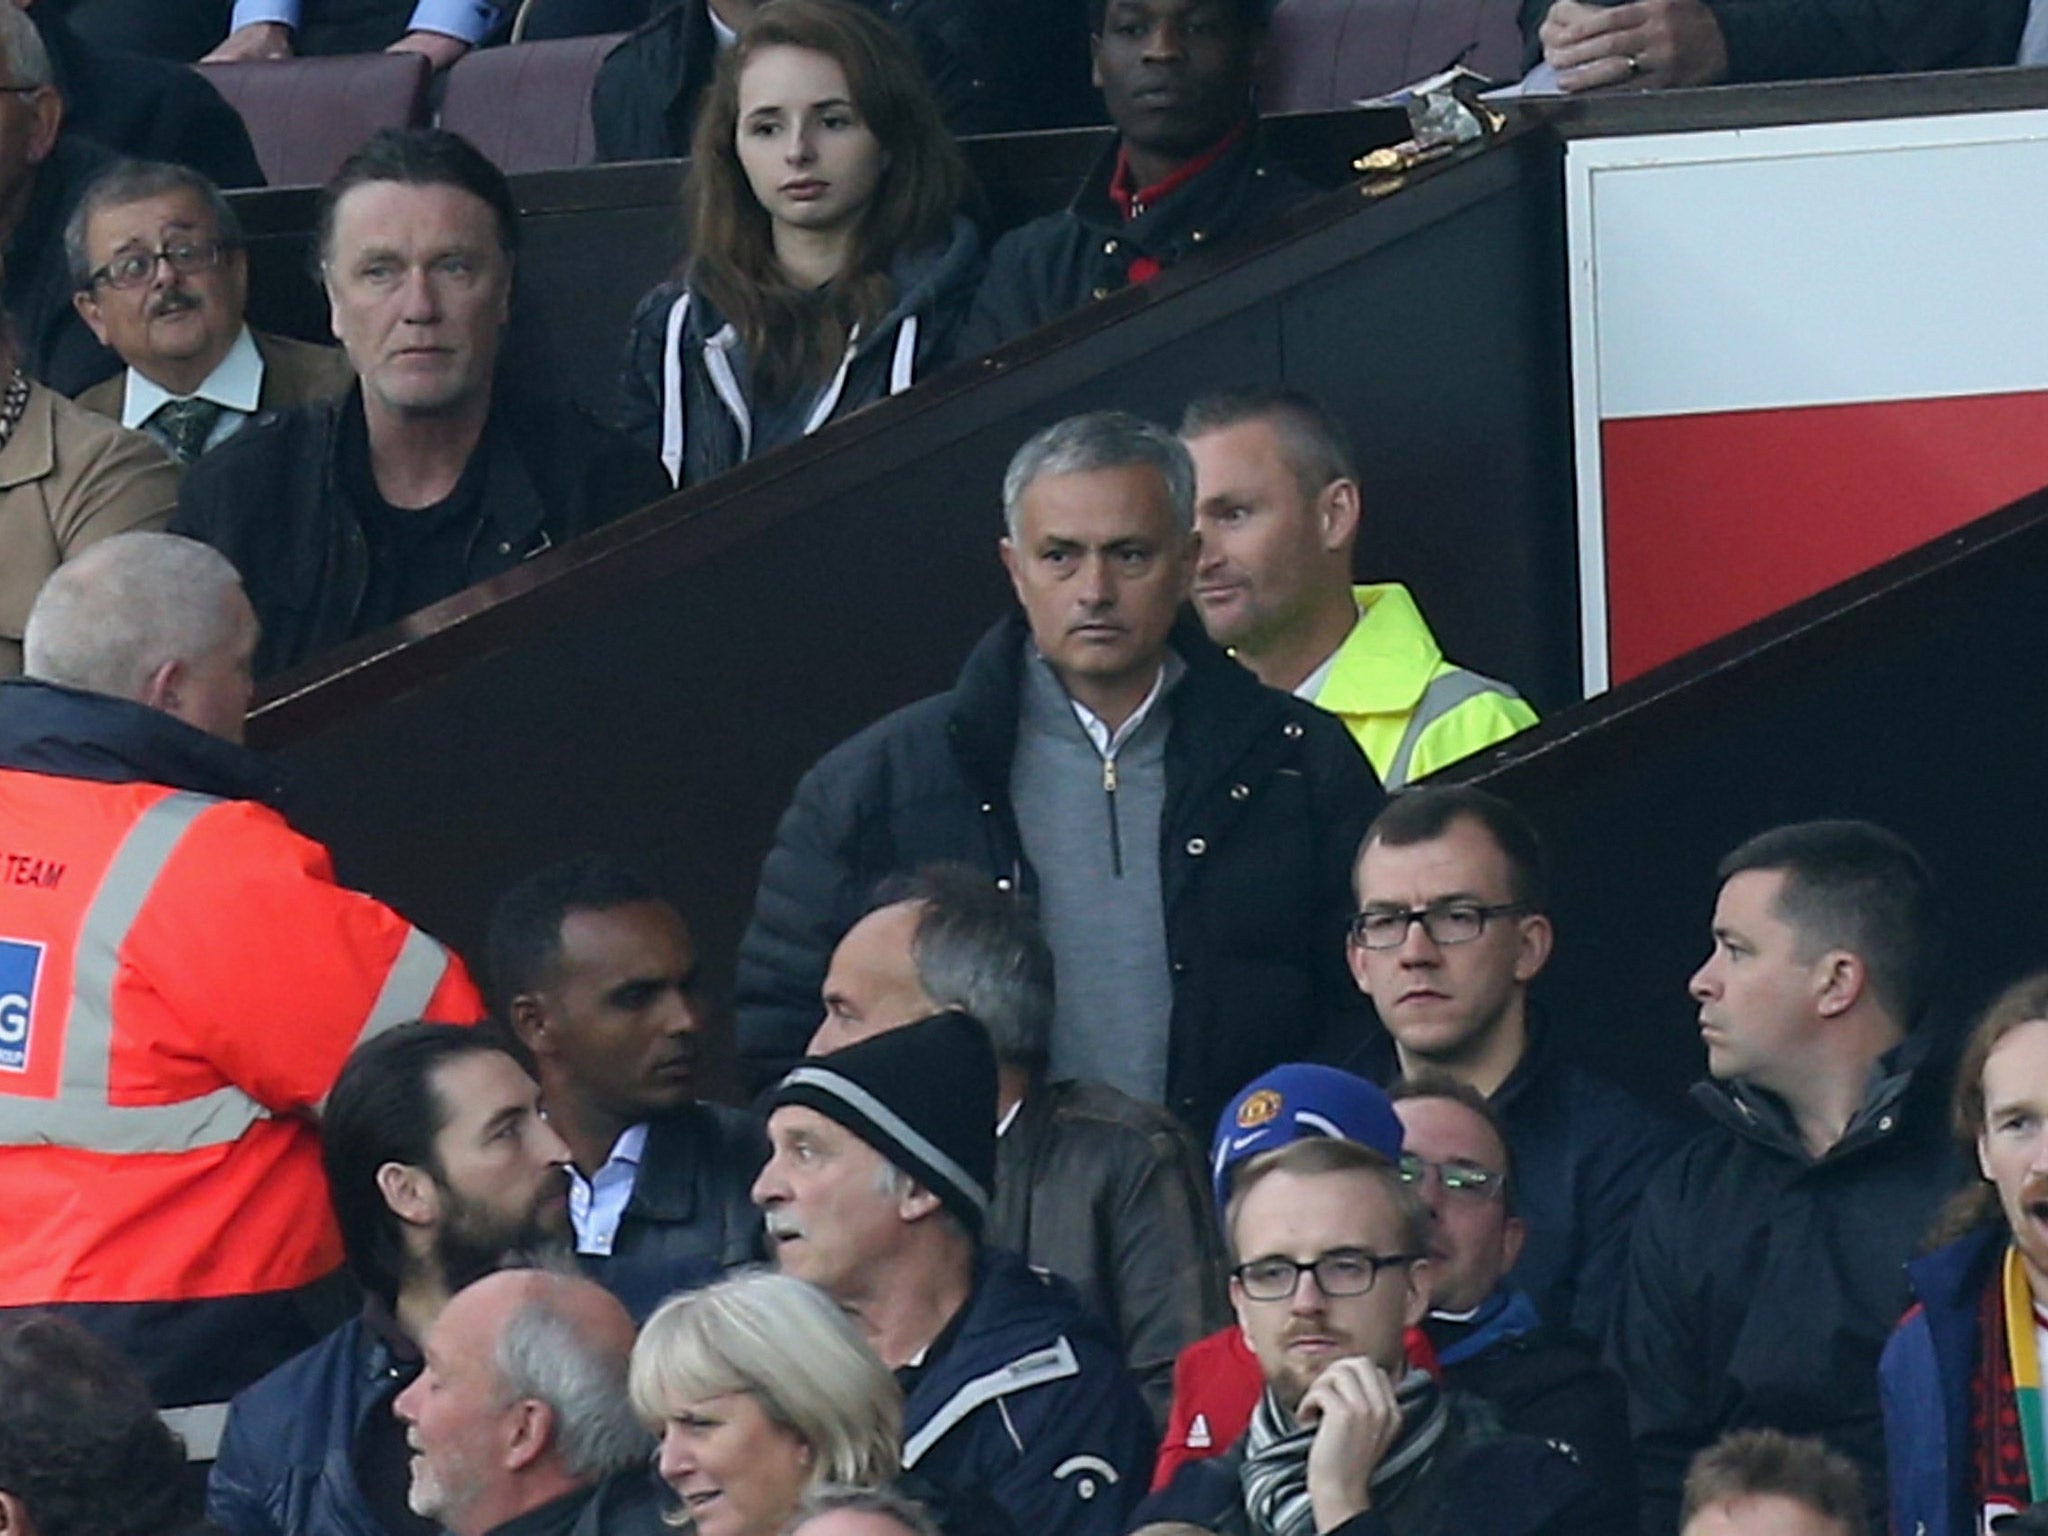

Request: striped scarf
left=1240, top=1368, right=1448, bottom=1536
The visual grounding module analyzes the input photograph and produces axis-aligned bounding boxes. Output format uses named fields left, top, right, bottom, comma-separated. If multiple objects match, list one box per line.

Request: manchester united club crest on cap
left=1236, top=1088, right=1282, bottom=1129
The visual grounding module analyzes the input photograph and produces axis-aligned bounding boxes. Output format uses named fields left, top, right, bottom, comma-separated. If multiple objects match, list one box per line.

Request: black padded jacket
left=734, top=611, right=1384, bottom=1137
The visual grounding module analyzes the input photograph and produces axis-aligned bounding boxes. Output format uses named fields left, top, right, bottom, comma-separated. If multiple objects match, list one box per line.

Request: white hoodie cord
left=888, top=314, right=919, bottom=394
left=658, top=291, right=691, bottom=488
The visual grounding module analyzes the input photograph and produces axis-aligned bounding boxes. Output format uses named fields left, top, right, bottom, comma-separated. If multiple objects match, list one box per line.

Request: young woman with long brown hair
left=616, top=0, right=979, bottom=488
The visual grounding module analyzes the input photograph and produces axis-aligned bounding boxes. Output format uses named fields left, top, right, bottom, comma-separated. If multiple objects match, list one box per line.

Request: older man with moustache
left=807, top=863, right=1224, bottom=1421
left=71, top=160, right=349, bottom=463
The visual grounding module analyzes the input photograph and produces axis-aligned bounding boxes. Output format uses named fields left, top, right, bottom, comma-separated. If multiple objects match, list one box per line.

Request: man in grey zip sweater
left=738, top=410, right=1383, bottom=1137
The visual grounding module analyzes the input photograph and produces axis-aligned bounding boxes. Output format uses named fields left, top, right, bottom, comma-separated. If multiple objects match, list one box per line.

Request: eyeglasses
left=87, top=238, right=231, bottom=294
left=1398, top=1153, right=1507, bottom=1202
left=1348, top=901, right=1526, bottom=950
left=1231, top=1248, right=1422, bottom=1302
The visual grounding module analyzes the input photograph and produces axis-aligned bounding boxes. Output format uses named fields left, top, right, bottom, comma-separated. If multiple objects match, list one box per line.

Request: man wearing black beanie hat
left=755, top=1012, right=1156, bottom=1536
left=772, top=1011, right=998, bottom=1236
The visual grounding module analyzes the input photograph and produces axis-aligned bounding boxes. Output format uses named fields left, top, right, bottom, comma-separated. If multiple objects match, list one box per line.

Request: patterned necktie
left=152, top=397, right=225, bottom=464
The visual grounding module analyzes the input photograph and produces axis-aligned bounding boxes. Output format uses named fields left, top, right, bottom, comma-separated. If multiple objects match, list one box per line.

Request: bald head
left=394, top=1269, right=646, bottom=1536
left=810, top=868, right=1056, bottom=1070
left=812, top=901, right=936, bottom=1056
left=461, top=1267, right=637, bottom=1357
left=24, top=533, right=257, bottom=743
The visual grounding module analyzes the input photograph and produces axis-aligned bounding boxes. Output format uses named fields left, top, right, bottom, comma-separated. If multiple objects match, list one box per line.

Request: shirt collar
left=1107, top=120, right=1249, bottom=221
left=1065, top=648, right=1186, bottom=757
left=1292, top=617, right=1358, bottom=703
left=601, top=1121, right=650, bottom=1171
left=122, top=324, right=263, bottom=429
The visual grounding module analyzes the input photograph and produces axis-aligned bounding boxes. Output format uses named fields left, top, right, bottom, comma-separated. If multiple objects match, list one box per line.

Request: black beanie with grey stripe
left=769, top=1011, right=998, bottom=1234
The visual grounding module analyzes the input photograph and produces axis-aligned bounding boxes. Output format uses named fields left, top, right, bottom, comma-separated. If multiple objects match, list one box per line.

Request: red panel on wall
left=1600, top=388, right=2048, bottom=681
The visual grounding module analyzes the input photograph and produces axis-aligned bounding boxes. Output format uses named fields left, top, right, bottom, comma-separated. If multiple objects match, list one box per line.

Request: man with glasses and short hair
left=70, top=160, right=350, bottom=465
left=1350, top=785, right=1681, bottom=1343
left=1389, top=1076, right=1634, bottom=1533
left=1135, top=1135, right=1604, bottom=1535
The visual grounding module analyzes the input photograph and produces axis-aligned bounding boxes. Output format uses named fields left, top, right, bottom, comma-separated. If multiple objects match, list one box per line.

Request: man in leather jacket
left=806, top=862, right=1225, bottom=1423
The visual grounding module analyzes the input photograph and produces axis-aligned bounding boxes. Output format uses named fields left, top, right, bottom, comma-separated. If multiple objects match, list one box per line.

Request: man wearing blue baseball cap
left=1134, top=1133, right=1610, bottom=1535
left=1155, top=1063, right=1408, bottom=1490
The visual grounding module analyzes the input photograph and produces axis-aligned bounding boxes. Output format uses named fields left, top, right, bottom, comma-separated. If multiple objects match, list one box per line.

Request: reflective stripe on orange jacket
left=0, top=774, right=483, bottom=1308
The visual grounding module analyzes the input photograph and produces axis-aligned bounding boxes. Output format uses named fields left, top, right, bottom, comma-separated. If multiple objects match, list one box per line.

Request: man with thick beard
left=208, top=1023, right=576, bottom=1536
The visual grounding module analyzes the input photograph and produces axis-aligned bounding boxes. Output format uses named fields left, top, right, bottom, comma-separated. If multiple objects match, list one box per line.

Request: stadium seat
left=438, top=33, right=627, bottom=174
left=194, top=52, right=433, bottom=189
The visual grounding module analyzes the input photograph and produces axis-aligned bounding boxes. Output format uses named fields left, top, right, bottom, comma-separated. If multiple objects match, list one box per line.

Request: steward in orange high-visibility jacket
left=0, top=677, right=484, bottom=1458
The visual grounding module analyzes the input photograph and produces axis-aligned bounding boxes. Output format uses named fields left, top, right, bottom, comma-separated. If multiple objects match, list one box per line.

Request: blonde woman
left=632, top=1271, right=904, bottom=1536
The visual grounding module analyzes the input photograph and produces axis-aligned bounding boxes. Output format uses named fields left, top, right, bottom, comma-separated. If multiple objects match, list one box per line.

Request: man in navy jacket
left=208, top=1025, right=574, bottom=1536
left=755, top=1012, right=1157, bottom=1536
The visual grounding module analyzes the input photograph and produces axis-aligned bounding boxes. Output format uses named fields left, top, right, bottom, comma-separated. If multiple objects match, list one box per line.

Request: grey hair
left=868, top=1159, right=967, bottom=1243
left=496, top=1290, right=648, bottom=1481
left=870, top=1160, right=915, bottom=1200
left=630, top=1272, right=901, bottom=1497
left=0, top=8, right=51, bottom=92
left=65, top=159, right=243, bottom=293
left=872, top=866, right=1054, bottom=1070
left=1000, top=411, right=1195, bottom=541
left=1178, top=388, right=1358, bottom=507
left=24, top=533, right=247, bottom=703
left=785, top=1485, right=943, bottom=1536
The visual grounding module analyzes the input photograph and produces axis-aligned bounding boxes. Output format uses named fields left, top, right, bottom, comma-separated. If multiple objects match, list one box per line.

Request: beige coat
left=0, top=383, right=178, bottom=674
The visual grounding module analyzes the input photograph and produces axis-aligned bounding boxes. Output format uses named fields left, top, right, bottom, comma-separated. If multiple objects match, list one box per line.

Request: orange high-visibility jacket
left=0, top=772, right=481, bottom=1357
